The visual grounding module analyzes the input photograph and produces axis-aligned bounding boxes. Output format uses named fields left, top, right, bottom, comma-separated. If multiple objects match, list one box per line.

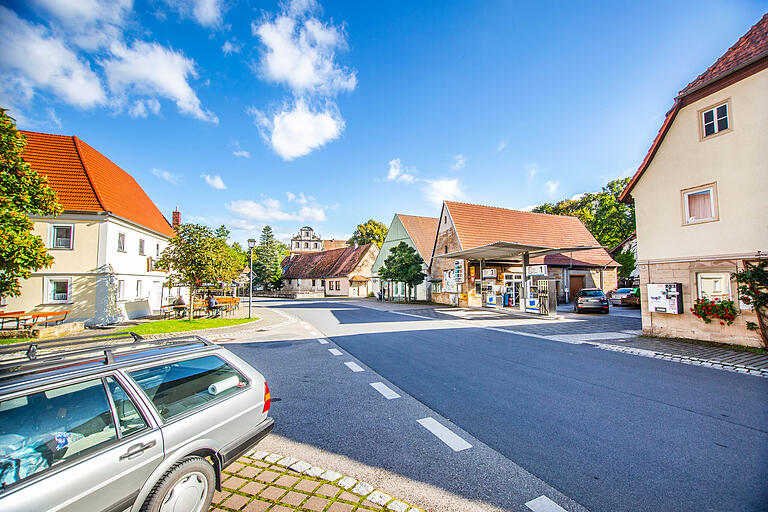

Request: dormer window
left=700, top=101, right=730, bottom=138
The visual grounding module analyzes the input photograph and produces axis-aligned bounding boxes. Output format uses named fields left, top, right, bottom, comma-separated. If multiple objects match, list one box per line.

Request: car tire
left=140, top=456, right=215, bottom=512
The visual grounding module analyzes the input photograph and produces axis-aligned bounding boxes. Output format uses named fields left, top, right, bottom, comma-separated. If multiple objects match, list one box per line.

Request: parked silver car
left=0, top=333, right=273, bottom=512
left=609, top=287, right=634, bottom=306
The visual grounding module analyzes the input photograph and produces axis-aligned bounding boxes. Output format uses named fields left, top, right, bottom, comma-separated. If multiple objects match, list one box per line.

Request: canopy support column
left=520, top=252, right=529, bottom=312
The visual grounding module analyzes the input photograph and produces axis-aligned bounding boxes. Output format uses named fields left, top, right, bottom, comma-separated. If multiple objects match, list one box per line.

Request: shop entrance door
left=569, top=275, right=584, bottom=301
left=503, top=274, right=523, bottom=306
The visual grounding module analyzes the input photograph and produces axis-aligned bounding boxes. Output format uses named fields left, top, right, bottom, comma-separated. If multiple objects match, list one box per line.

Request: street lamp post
left=248, top=238, right=256, bottom=319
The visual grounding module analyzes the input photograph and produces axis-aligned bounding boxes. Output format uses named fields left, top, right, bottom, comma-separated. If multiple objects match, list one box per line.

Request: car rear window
left=580, top=290, right=605, bottom=297
left=616, top=288, right=632, bottom=293
left=0, top=379, right=118, bottom=487
left=128, top=355, right=247, bottom=422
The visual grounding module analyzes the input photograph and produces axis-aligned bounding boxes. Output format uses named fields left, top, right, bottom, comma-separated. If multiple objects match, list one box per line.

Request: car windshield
left=580, top=290, right=605, bottom=297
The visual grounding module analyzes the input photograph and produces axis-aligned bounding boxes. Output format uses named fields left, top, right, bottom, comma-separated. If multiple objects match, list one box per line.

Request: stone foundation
left=0, top=321, right=85, bottom=339
left=639, top=259, right=762, bottom=347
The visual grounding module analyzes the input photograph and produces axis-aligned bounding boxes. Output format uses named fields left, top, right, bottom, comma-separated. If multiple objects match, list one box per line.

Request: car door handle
left=119, top=440, right=157, bottom=460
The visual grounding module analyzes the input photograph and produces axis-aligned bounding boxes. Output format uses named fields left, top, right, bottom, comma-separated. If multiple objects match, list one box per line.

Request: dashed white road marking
left=317, top=338, right=329, bottom=344
left=328, top=348, right=343, bottom=356
left=416, top=417, right=472, bottom=452
left=370, top=382, right=401, bottom=399
left=525, top=495, right=568, bottom=512
left=344, top=361, right=364, bottom=372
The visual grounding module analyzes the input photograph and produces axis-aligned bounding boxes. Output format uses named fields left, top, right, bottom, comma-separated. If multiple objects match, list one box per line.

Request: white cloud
left=233, top=150, right=251, bottom=158
left=249, top=100, right=343, bottom=160
left=545, top=180, right=560, bottom=195
left=227, top=198, right=327, bottom=222
left=161, top=0, right=225, bottom=28
left=202, top=173, right=226, bottom=190
left=423, top=178, right=465, bottom=206
left=252, top=2, right=356, bottom=96
left=286, top=192, right=312, bottom=204
left=0, top=7, right=106, bottom=108
left=450, top=153, right=466, bottom=171
left=385, top=158, right=417, bottom=183
left=525, top=163, right=539, bottom=181
left=47, top=107, right=62, bottom=128
left=222, top=40, right=242, bottom=55
left=229, top=218, right=259, bottom=232
left=496, top=139, right=507, bottom=152
left=520, top=204, right=539, bottom=212
left=570, top=192, right=586, bottom=201
left=29, top=0, right=132, bottom=50
left=103, top=41, right=218, bottom=123
left=152, top=168, right=182, bottom=185
left=128, top=98, right=161, bottom=118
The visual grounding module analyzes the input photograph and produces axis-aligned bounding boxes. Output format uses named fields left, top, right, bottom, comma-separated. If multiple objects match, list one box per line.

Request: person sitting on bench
left=206, top=293, right=221, bottom=317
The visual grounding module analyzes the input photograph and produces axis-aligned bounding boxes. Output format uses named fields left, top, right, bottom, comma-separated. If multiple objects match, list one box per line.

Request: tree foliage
left=349, top=219, right=388, bottom=248
left=533, top=178, right=635, bottom=249
left=614, top=249, right=636, bottom=279
left=733, top=260, right=768, bottom=346
left=251, top=225, right=285, bottom=291
left=379, top=242, right=425, bottom=302
left=156, top=223, right=242, bottom=318
left=0, top=108, right=62, bottom=298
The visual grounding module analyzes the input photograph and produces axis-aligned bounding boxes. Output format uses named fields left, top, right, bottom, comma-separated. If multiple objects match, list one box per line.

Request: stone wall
left=639, top=259, right=762, bottom=346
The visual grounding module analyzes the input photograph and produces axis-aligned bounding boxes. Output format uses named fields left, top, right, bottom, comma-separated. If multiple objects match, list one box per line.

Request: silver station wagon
left=0, top=333, right=274, bottom=512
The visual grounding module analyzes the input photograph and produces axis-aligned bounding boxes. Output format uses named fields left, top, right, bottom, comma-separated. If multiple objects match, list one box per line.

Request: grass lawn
left=0, top=337, right=33, bottom=345
left=116, top=317, right=257, bottom=335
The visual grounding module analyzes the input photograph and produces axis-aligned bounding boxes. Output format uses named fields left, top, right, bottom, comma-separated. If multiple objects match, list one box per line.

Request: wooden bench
left=28, top=311, right=71, bottom=327
left=0, top=311, right=26, bottom=329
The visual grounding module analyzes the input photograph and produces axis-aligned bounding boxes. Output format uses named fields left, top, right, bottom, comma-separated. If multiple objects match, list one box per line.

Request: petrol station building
left=429, top=201, right=619, bottom=313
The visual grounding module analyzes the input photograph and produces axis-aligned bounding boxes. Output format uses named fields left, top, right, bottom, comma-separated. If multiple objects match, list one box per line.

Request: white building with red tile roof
left=619, top=14, right=768, bottom=346
left=3, top=130, right=184, bottom=325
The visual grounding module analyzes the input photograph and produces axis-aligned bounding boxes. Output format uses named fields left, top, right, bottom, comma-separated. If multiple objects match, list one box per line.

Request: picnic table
left=0, top=310, right=70, bottom=330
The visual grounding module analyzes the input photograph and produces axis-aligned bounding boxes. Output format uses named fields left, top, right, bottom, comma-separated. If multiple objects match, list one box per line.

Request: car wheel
left=141, top=456, right=215, bottom=512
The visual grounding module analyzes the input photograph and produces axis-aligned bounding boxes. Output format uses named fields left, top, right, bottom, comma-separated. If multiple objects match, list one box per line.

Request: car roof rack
left=0, top=332, right=215, bottom=384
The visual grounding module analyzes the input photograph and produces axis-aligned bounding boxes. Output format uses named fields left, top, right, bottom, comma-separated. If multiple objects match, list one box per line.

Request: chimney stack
left=172, top=208, right=181, bottom=227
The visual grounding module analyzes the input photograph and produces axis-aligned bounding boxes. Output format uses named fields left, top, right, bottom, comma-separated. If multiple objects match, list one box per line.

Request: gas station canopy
left=434, top=241, right=605, bottom=263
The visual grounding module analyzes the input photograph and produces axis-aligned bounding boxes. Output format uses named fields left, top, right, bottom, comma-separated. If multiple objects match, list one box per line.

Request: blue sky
left=1, top=0, right=766, bottom=244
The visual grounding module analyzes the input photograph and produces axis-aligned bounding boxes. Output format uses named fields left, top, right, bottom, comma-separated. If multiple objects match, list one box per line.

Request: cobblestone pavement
left=211, top=449, right=422, bottom=512
left=336, top=298, right=768, bottom=377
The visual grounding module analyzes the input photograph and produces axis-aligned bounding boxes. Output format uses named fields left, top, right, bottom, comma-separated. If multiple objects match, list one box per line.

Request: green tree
left=614, top=249, right=636, bottom=279
left=349, top=219, right=388, bottom=248
left=733, top=260, right=768, bottom=347
left=533, top=177, right=635, bottom=249
left=252, top=225, right=285, bottom=291
left=379, top=242, right=425, bottom=302
left=0, top=108, right=62, bottom=298
left=156, top=223, right=241, bottom=318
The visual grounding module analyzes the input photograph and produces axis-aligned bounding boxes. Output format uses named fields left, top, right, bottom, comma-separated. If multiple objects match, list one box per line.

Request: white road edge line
left=328, top=348, right=343, bottom=356
left=525, top=495, right=568, bottom=512
left=370, top=382, right=401, bottom=399
left=344, top=361, right=364, bottom=372
left=417, top=417, right=472, bottom=452
left=317, top=338, right=329, bottom=344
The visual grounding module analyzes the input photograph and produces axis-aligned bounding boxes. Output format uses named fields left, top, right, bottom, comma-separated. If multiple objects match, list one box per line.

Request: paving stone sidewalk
left=211, top=450, right=422, bottom=512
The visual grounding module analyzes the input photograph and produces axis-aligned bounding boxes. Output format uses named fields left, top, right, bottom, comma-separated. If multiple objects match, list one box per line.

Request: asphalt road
left=231, top=299, right=768, bottom=512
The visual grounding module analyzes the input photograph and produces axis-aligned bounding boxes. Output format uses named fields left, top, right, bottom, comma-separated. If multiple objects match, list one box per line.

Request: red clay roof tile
left=282, top=244, right=375, bottom=279
left=396, top=214, right=439, bottom=264
left=20, top=130, right=175, bottom=237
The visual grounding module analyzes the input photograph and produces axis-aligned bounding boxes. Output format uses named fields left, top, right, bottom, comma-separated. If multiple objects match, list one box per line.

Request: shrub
left=691, top=297, right=738, bottom=326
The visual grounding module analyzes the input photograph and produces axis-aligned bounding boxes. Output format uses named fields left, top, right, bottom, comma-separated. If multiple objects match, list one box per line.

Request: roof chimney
left=172, top=208, right=181, bottom=227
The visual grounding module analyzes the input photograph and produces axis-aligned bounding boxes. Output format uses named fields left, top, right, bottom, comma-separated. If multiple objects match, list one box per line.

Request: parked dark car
left=621, top=287, right=641, bottom=308
left=574, top=288, right=610, bottom=313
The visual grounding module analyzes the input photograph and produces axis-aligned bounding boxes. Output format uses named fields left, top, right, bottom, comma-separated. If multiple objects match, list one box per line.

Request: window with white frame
left=138, top=239, right=145, bottom=255
left=156, top=243, right=160, bottom=258
left=682, top=185, right=717, bottom=224
left=432, top=281, right=442, bottom=294
left=117, top=232, right=126, bottom=252
left=47, top=278, right=72, bottom=303
left=701, top=102, right=729, bottom=138
left=697, top=272, right=731, bottom=301
left=51, top=225, right=73, bottom=249
left=136, top=280, right=142, bottom=298
left=117, top=280, right=125, bottom=299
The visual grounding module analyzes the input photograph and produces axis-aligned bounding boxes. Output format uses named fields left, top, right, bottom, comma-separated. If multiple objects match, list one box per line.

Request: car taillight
left=263, top=381, right=271, bottom=413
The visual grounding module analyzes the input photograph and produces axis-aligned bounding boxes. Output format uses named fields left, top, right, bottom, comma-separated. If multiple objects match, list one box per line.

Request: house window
left=682, top=184, right=717, bottom=224
left=47, top=278, right=72, bottom=303
left=697, top=272, right=731, bottom=302
left=444, top=245, right=448, bottom=254
left=304, top=242, right=309, bottom=249
left=117, top=280, right=125, bottom=299
left=138, top=239, right=145, bottom=255
left=156, top=243, right=160, bottom=258
left=51, top=225, right=73, bottom=249
left=701, top=102, right=729, bottom=138
left=432, top=282, right=442, bottom=293
left=117, top=232, right=126, bottom=252
left=136, top=280, right=142, bottom=298
left=321, top=280, right=325, bottom=288
left=312, top=279, right=316, bottom=287
left=314, top=242, right=319, bottom=249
